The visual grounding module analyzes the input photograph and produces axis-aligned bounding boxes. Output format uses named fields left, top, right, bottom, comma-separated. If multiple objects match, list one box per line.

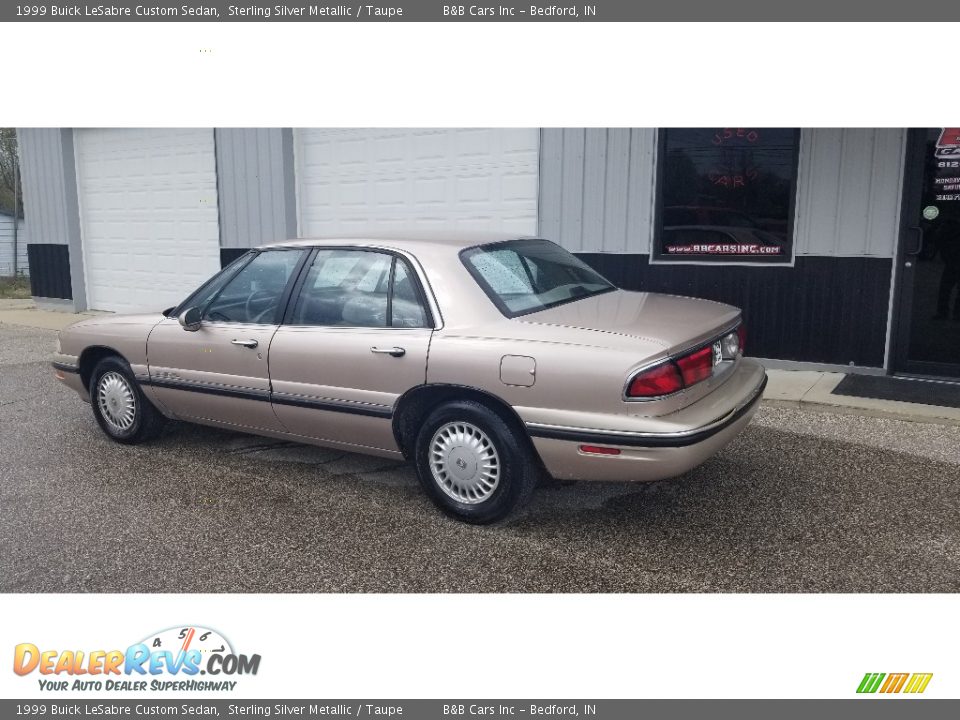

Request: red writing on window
left=937, top=128, right=960, bottom=148
left=712, top=128, right=760, bottom=145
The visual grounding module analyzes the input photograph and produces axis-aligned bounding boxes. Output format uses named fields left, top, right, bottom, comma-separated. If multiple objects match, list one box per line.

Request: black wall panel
left=577, top=253, right=892, bottom=367
left=26, top=244, right=72, bottom=300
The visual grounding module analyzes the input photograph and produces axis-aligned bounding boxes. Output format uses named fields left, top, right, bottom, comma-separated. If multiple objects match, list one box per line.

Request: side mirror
left=178, top=307, right=202, bottom=332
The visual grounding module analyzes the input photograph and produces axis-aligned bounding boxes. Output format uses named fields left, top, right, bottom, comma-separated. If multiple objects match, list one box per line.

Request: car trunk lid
left=517, top=289, right=741, bottom=355
left=517, top=290, right=743, bottom=414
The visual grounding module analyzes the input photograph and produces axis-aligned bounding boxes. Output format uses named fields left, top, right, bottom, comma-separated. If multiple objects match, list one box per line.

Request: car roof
left=258, top=231, right=536, bottom=253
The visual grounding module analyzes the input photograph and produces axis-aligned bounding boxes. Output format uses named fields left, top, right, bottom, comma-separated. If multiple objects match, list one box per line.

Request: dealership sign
left=934, top=128, right=960, bottom=201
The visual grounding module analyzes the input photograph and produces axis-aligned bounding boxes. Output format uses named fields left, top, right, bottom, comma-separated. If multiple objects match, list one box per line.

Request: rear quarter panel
left=426, top=320, right=756, bottom=435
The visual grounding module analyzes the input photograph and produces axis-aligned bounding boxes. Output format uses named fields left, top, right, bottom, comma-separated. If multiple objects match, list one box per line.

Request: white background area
left=1, top=594, right=956, bottom=699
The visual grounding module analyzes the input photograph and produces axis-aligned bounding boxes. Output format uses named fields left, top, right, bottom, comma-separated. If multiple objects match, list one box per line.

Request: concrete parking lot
left=2, top=321, right=960, bottom=593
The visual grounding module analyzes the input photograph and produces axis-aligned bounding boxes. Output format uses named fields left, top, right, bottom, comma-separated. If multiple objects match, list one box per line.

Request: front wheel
left=89, top=356, right=166, bottom=444
left=414, top=400, right=538, bottom=524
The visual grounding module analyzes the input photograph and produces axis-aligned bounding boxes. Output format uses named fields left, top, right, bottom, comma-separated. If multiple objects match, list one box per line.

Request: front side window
left=290, top=249, right=429, bottom=328
left=173, top=251, right=254, bottom=316
left=461, top=239, right=615, bottom=318
left=656, top=128, right=799, bottom=263
left=203, top=250, right=305, bottom=324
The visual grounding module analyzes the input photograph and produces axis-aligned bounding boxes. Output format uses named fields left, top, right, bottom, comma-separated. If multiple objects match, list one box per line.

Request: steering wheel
left=244, top=289, right=277, bottom=324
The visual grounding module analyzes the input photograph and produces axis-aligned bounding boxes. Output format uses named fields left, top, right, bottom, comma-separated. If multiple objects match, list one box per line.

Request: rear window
left=461, top=239, right=615, bottom=318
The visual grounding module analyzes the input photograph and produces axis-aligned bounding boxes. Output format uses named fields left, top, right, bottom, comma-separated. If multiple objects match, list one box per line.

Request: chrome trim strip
left=140, top=376, right=393, bottom=419
left=270, top=391, right=393, bottom=419
left=528, top=373, right=767, bottom=448
left=142, top=376, right=269, bottom=403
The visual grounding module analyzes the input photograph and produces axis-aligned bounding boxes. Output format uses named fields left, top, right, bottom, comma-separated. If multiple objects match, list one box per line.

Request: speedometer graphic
left=138, top=626, right=234, bottom=659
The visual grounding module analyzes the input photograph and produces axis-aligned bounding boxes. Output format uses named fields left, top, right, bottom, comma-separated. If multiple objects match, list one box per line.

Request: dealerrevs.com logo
left=13, top=626, right=261, bottom=692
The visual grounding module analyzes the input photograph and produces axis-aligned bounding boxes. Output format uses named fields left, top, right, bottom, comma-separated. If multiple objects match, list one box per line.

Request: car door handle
left=231, top=339, right=259, bottom=349
left=370, top=346, right=405, bottom=357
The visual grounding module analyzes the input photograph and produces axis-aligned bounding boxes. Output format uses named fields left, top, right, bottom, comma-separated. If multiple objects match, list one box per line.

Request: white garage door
left=75, top=129, right=221, bottom=313
left=295, top=129, right=540, bottom=237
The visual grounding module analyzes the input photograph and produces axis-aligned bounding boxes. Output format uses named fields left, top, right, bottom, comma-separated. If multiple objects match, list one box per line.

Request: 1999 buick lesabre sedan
left=52, top=235, right=767, bottom=523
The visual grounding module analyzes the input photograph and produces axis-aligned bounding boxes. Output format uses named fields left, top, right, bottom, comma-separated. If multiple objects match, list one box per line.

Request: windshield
left=461, top=239, right=616, bottom=318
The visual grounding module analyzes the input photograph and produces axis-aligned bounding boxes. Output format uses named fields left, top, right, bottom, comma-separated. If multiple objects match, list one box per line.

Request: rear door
left=146, top=249, right=306, bottom=431
left=268, top=248, right=434, bottom=453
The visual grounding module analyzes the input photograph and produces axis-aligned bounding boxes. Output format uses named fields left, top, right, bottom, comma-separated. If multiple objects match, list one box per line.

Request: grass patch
left=0, top=274, right=31, bottom=299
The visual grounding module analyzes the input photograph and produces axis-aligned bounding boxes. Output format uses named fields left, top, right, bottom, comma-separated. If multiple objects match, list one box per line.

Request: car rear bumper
left=527, top=359, right=766, bottom=482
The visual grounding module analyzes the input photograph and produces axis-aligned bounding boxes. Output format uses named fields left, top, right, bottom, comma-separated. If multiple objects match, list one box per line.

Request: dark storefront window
left=655, top=128, right=800, bottom=263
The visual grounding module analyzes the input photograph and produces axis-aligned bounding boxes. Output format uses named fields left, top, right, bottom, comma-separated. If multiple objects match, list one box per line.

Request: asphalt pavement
left=2, top=322, right=960, bottom=592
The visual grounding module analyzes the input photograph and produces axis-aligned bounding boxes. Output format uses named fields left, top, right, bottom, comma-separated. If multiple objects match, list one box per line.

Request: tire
left=414, top=399, right=538, bottom=524
left=89, top=356, right=166, bottom=444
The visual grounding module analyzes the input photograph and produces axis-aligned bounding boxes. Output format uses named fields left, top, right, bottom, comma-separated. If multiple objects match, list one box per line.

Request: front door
left=146, top=248, right=307, bottom=430
left=894, top=128, right=960, bottom=378
left=268, top=248, right=434, bottom=453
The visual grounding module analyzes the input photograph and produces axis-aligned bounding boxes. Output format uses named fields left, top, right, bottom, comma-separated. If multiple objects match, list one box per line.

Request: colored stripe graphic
left=857, top=673, right=885, bottom=693
left=857, top=672, right=932, bottom=694
left=880, top=673, right=909, bottom=693
left=903, top=673, right=933, bottom=694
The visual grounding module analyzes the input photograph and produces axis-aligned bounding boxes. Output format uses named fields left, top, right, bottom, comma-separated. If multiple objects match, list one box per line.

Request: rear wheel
left=414, top=400, right=537, bottom=523
left=89, top=356, right=166, bottom=444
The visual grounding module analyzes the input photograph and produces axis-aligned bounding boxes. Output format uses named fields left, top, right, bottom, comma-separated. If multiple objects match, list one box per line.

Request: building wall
left=793, top=128, right=905, bottom=258
left=17, top=129, right=80, bottom=303
left=540, top=128, right=906, bottom=258
left=18, top=129, right=71, bottom=248
left=215, top=128, right=296, bottom=263
left=0, top=216, right=28, bottom=276
left=0, top=217, right=28, bottom=276
left=538, top=128, right=657, bottom=253
left=16, top=126, right=909, bottom=368
left=540, top=128, right=907, bottom=367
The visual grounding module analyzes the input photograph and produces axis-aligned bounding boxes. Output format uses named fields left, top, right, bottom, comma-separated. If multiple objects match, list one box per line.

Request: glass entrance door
left=895, top=128, right=960, bottom=378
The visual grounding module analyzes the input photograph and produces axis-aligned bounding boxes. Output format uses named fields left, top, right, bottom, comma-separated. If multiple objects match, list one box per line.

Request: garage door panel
left=296, top=129, right=539, bottom=236
left=76, top=128, right=220, bottom=313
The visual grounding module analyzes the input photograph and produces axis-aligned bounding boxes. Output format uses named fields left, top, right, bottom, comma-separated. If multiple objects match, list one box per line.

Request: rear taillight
left=676, top=345, right=713, bottom=386
left=736, top=323, right=746, bottom=354
left=626, top=325, right=745, bottom=399
left=626, top=362, right=684, bottom=398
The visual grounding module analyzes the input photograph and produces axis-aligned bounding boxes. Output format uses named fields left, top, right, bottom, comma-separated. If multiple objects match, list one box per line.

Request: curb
left=761, top=397, right=960, bottom=428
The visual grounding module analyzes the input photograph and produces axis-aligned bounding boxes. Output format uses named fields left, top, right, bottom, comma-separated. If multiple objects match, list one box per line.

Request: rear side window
left=290, top=249, right=430, bottom=328
left=391, top=260, right=428, bottom=328
left=461, top=239, right=615, bottom=318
